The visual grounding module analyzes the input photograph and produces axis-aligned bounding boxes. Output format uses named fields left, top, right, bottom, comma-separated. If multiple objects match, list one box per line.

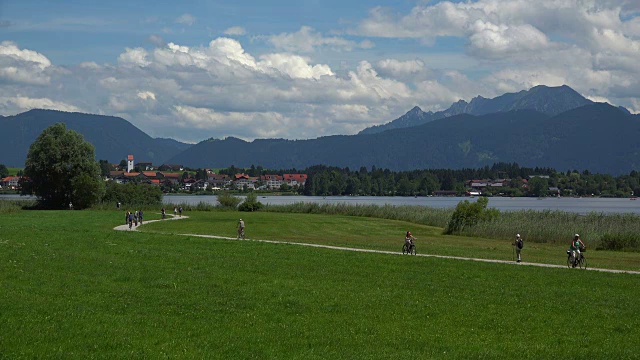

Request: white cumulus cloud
left=224, top=26, right=246, bottom=36
left=268, top=26, right=371, bottom=52
left=176, top=13, right=196, bottom=26
left=0, top=96, right=81, bottom=113
left=0, top=41, right=52, bottom=85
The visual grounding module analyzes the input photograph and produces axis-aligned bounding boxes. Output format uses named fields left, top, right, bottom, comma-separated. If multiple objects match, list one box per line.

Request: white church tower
left=127, top=154, right=134, bottom=173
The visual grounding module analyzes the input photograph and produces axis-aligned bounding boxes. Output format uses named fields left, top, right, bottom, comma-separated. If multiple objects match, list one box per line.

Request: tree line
left=210, top=163, right=640, bottom=198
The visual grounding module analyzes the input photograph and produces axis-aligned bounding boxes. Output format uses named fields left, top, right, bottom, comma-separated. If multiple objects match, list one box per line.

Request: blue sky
left=1, top=0, right=639, bottom=143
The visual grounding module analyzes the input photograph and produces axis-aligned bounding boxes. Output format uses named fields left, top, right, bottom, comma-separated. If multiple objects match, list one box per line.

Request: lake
left=162, top=195, right=640, bottom=215
left=3, top=194, right=639, bottom=214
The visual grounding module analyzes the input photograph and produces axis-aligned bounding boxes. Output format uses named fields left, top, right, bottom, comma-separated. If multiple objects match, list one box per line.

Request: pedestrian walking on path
left=513, top=234, right=523, bottom=262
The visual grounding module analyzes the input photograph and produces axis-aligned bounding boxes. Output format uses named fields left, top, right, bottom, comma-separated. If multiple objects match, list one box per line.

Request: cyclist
left=569, top=234, right=585, bottom=267
left=404, top=231, right=416, bottom=251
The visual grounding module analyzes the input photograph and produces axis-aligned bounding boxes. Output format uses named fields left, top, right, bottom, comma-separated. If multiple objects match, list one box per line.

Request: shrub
left=597, top=233, right=640, bottom=252
left=444, top=197, right=499, bottom=234
left=216, top=191, right=241, bottom=208
left=238, top=192, right=263, bottom=212
left=102, top=181, right=163, bottom=206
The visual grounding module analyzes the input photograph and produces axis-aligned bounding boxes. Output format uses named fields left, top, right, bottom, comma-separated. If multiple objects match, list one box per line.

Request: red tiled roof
left=127, top=155, right=134, bottom=161
left=283, top=174, right=308, bottom=181
left=261, top=174, right=283, bottom=181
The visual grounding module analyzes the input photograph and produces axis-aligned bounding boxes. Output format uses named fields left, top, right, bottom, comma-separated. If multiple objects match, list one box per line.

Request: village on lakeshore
left=2, top=153, right=558, bottom=197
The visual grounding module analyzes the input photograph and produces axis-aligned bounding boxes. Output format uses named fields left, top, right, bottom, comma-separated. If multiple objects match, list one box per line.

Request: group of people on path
left=510, top=233, right=585, bottom=264
left=401, top=230, right=586, bottom=264
left=125, top=210, right=144, bottom=229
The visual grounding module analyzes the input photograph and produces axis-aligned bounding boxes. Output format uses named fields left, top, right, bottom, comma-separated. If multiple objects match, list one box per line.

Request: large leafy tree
left=0, top=164, right=9, bottom=178
left=22, top=123, right=105, bottom=209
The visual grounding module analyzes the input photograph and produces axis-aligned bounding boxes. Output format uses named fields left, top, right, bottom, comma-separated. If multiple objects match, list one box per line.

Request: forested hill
left=166, top=103, right=640, bottom=175
left=0, top=109, right=191, bottom=166
left=359, top=84, right=593, bottom=135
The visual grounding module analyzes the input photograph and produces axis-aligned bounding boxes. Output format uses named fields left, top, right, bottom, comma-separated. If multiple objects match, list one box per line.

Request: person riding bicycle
left=404, top=231, right=416, bottom=250
left=569, top=234, right=585, bottom=267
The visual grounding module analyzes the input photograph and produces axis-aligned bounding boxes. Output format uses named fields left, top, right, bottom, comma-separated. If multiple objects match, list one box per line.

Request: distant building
left=136, top=162, right=154, bottom=171
left=283, top=174, right=308, bottom=186
left=261, top=174, right=284, bottom=189
left=159, top=164, right=184, bottom=172
left=1, top=176, right=21, bottom=189
left=127, top=154, right=134, bottom=173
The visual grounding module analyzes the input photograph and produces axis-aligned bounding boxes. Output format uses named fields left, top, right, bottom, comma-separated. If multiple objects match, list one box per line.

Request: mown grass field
left=1, top=209, right=639, bottom=359
left=7, top=168, right=20, bottom=176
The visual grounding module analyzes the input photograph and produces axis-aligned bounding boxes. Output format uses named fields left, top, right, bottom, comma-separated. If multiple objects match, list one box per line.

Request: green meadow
left=7, top=167, right=22, bottom=176
left=1, top=209, right=639, bottom=359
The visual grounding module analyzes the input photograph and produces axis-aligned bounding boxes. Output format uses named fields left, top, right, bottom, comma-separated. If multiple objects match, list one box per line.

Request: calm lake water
left=163, top=195, right=640, bottom=215
left=3, top=194, right=639, bottom=214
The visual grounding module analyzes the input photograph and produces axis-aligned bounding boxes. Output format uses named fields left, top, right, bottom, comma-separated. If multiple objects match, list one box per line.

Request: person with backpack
left=237, top=219, right=245, bottom=239
left=513, top=234, right=523, bottom=262
left=128, top=211, right=134, bottom=230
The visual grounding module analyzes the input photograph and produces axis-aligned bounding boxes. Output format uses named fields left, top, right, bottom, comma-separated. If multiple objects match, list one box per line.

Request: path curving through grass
left=114, top=214, right=640, bottom=275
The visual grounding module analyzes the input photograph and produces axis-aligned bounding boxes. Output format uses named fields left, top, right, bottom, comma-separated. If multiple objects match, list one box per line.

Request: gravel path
left=113, top=213, right=186, bottom=231
left=114, top=214, right=640, bottom=275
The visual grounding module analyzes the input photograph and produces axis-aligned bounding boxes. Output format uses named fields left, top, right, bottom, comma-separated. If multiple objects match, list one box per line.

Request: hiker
left=134, top=211, right=139, bottom=226
left=513, top=234, right=523, bottom=262
left=237, top=219, right=245, bottom=239
left=128, top=211, right=134, bottom=229
left=174, top=207, right=178, bottom=216
left=179, top=207, right=183, bottom=217
left=138, top=210, right=143, bottom=224
left=161, top=208, right=166, bottom=219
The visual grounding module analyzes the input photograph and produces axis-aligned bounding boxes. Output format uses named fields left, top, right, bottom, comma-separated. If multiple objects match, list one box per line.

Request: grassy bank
left=261, top=202, right=640, bottom=250
left=1, top=210, right=638, bottom=358
left=142, top=210, right=640, bottom=271
left=7, top=167, right=22, bottom=176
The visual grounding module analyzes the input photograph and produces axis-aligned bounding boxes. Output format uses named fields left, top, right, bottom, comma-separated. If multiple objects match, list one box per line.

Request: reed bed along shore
left=263, top=202, right=640, bottom=251
left=263, top=202, right=454, bottom=229
left=461, top=210, right=640, bottom=248
left=0, top=199, right=36, bottom=213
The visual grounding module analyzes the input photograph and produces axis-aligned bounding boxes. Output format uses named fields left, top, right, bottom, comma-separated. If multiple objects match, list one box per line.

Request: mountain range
left=0, top=109, right=190, bottom=167
left=165, top=103, right=639, bottom=174
left=1, top=85, right=638, bottom=175
left=358, top=85, right=596, bottom=134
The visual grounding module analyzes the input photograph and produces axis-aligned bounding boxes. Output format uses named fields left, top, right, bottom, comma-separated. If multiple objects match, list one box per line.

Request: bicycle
left=566, top=249, right=587, bottom=269
left=402, top=242, right=416, bottom=255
